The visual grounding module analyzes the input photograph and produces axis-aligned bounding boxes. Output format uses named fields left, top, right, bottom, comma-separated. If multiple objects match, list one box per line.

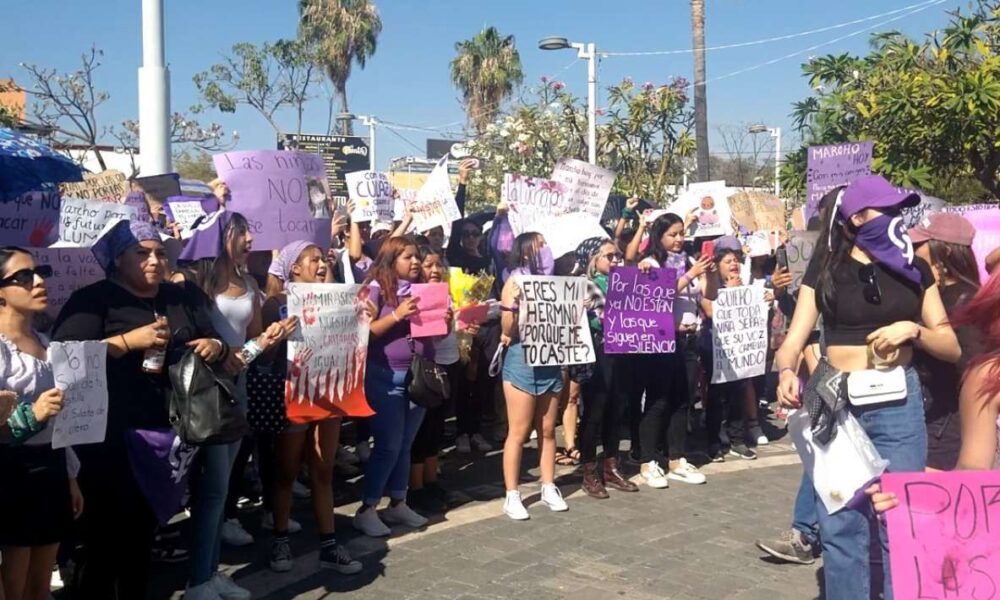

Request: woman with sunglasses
left=774, top=176, right=960, bottom=600
left=0, top=248, right=83, bottom=600
left=52, top=220, right=226, bottom=599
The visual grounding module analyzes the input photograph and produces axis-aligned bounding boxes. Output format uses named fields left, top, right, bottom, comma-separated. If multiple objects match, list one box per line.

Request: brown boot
left=582, top=462, right=609, bottom=499
left=603, top=457, right=639, bottom=492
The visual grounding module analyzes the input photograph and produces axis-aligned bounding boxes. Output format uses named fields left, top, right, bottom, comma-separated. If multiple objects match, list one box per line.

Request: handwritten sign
left=60, top=170, right=128, bottom=202
left=163, top=200, right=207, bottom=234
left=806, top=142, right=873, bottom=221
left=550, top=158, right=616, bottom=221
left=786, top=230, right=820, bottom=290
left=727, top=191, right=786, bottom=232
left=48, top=340, right=108, bottom=449
left=882, top=470, right=1000, bottom=600
left=900, top=194, right=946, bottom=229
left=286, top=283, right=374, bottom=422
left=410, top=282, right=449, bottom=338
left=346, top=171, right=393, bottom=223
left=32, top=248, right=106, bottom=323
left=131, top=173, right=181, bottom=212
left=503, top=172, right=571, bottom=236
left=411, top=157, right=461, bottom=232
left=0, top=191, right=60, bottom=247
left=213, top=150, right=332, bottom=251
left=711, top=285, right=769, bottom=383
left=603, top=267, right=676, bottom=354
left=58, top=197, right=137, bottom=247
left=517, top=275, right=595, bottom=366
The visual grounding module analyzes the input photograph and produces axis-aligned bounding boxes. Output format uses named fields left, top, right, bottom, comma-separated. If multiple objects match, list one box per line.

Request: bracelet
left=120, top=334, right=131, bottom=352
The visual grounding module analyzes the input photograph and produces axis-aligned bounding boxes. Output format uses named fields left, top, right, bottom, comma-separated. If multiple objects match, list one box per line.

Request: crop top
left=802, top=253, right=934, bottom=346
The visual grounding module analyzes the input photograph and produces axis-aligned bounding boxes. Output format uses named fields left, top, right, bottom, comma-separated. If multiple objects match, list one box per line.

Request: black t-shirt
left=51, top=280, right=220, bottom=444
left=802, top=254, right=934, bottom=346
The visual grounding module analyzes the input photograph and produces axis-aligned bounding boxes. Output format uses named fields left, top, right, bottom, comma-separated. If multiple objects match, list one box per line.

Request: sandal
left=555, top=447, right=580, bottom=466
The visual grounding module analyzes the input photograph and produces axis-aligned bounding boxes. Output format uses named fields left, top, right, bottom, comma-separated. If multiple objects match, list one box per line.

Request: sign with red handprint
left=0, top=191, right=60, bottom=248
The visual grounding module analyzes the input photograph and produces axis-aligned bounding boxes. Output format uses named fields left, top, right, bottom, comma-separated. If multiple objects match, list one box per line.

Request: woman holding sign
left=498, top=233, right=569, bottom=520
left=0, top=247, right=82, bottom=600
left=774, top=176, right=960, bottom=600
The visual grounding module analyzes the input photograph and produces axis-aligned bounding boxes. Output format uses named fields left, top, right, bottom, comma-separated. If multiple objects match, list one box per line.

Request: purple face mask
left=535, top=245, right=555, bottom=275
left=854, top=213, right=921, bottom=285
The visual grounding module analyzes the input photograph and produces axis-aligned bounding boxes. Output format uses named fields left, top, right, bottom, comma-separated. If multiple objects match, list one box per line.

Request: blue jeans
left=791, top=469, right=819, bottom=546
left=362, top=364, right=426, bottom=506
left=817, top=367, right=926, bottom=600
left=190, top=440, right=241, bottom=586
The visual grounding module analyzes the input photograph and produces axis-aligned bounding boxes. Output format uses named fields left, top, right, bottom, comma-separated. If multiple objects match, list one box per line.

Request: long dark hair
left=0, top=246, right=31, bottom=277
left=363, top=236, right=418, bottom=306
left=508, top=232, right=544, bottom=272
left=186, top=212, right=251, bottom=297
left=642, top=213, right=685, bottom=266
left=925, top=239, right=981, bottom=291
left=813, top=186, right=851, bottom=317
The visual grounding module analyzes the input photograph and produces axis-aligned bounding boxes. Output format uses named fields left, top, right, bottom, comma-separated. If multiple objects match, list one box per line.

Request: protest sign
left=550, top=158, right=616, bottom=220
left=900, top=194, right=947, bottom=229
left=711, top=285, right=769, bottom=383
left=741, top=230, right=779, bottom=258
left=0, top=191, right=60, bottom=247
left=603, top=267, right=677, bottom=354
left=285, top=283, right=374, bottom=422
left=665, top=181, right=734, bottom=237
left=59, top=169, right=128, bottom=202
left=131, top=173, right=181, bottom=212
left=213, top=150, right=332, bottom=251
left=456, top=304, right=489, bottom=331
left=882, top=470, right=1000, bottom=600
left=942, top=203, right=999, bottom=214
left=409, top=283, right=449, bottom=338
left=503, top=173, right=571, bottom=235
left=163, top=198, right=209, bottom=233
left=516, top=275, right=595, bottom=366
left=58, top=197, right=137, bottom=247
left=958, top=208, right=1000, bottom=282
left=32, top=248, right=105, bottom=322
left=124, top=191, right=152, bottom=223
left=48, top=340, right=108, bottom=449
left=727, top=191, right=786, bottom=232
left=411, top=157, right=461, bottom=232
left=786, top=231, right=820, bottom=290
left=346, top=171, right=393, bottom=223
left=806, top=142, right=873, bottom=221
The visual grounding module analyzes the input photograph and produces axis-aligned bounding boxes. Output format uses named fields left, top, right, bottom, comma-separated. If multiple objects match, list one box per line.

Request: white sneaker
left=336, top=445, right=360, bottom=465
left=757, top=435, right=770, bottom=446
left=470, top=433, right=493, bottom=452
left=355, top=440, right=372, bottom=463
left=381, top=501, right=428, bottom=528
left=210, top=572, right=251, bottom=600
left=220, top=519, right=254, bottom=547
left=641, top=461, right=669, bottom=489
left=353, top=507, right=391, bottom=537
left=667, top=458, right=707, bottom=485
left=184, top=581, right=222, bottom=600
left=292, top=480, right=311, bottom=499
left=455, top=434, right=472, bottom=454
left=540, top=483, right=569, bottom=512
left=261, top=512, right=302, bottom=534
left=503, top=491, right=529, bottom=521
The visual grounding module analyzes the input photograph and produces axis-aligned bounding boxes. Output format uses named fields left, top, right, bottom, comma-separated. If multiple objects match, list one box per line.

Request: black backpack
left=168, top=349, right=248, bottom=445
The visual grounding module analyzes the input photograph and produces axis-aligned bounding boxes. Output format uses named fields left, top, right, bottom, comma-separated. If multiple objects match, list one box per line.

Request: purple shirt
left=366, top=281, right=432, bottom=371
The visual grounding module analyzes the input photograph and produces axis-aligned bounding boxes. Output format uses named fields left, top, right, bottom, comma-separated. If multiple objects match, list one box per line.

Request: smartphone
left=775, top=247, right=788, bottom=269
left=700, top=240, right=715, bottom=259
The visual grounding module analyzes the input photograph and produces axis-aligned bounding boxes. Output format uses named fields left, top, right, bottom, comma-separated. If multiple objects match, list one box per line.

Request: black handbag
left=168, top=349, right=249, bottom=445
left=405, top=337, right=450, bottom=409
left=246, top=362, right=289, bottom=435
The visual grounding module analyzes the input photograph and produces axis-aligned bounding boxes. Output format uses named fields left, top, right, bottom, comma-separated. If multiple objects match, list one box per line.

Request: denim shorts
left=502, top=341, right=564, bottom=395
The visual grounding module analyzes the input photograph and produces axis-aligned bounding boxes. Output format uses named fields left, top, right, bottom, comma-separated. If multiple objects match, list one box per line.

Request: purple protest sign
left=212, top=150, right=332, bottom=251
left=0, top=191, right=60, bottom=247
left=806, top=142, right=873, bottom=221
left=163, top=195, right=219, bottom=233
left=603, top=267, right=677, bottom=354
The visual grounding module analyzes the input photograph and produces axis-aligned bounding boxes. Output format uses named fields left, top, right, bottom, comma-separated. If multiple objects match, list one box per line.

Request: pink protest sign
left=409, top=283, right=449, bottom=338
left=956, top=208, right=1000, bottom=283
left=456, top=304, right=489, bottom=331
left=882, top=470, right=1000, bottom=600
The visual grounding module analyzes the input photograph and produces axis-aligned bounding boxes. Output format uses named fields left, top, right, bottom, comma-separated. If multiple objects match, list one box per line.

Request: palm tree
left=691, top=0, right=710, bottom=181
left=450, top=27, right=524, bottom=135
left=299, top=0, right=381, bottom=135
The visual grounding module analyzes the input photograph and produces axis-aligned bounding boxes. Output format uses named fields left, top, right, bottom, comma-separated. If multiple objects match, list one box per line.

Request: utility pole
left=139, top=0, right=171, bottom=175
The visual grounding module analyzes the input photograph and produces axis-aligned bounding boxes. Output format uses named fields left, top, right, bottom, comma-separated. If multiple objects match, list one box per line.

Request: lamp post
left=139, top=0, right=171, bottom=175
left=338, top=113, right=377, bottom=170
left=749, top=124, right=781, bottom=197
left=539, top=36, right=597, bottom=165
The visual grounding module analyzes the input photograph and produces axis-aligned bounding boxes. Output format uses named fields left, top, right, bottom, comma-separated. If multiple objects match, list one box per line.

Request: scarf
left=854, top=213, right=921, bottom=285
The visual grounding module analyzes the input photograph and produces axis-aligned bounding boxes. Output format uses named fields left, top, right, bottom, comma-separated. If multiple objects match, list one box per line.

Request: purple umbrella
left=0, top=127, right=83, bottom=201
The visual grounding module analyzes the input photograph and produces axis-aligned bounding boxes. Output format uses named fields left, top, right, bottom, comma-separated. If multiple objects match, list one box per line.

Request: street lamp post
left=337, top=113, right=377, bottom=170
left=539, top=36, right=598, bottom=165
left=139, top=0, right=171, bottom=175
left=749, top=124, right=781, bottom=197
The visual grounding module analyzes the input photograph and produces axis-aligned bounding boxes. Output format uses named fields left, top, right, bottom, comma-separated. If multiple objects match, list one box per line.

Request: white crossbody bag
left=846, top=344, right=908, bottom=406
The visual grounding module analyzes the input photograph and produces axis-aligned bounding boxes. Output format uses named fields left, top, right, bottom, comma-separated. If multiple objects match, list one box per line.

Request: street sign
left=278, top=133, right=370, bottom=208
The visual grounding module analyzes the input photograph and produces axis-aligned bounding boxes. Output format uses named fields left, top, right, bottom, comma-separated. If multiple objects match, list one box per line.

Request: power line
left=382, top=125, right=425, bottom=154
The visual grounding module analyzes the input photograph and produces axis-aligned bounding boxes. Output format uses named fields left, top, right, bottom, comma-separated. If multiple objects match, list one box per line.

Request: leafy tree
left=450, top=27, right=524, bottom=135
left=784, top=0, right=1000, bottom=203
left=193, top=39, right=320, bottom=136
left=299, top=0, right=382, bottom=135
left=174, top=149, right=218, bottom=182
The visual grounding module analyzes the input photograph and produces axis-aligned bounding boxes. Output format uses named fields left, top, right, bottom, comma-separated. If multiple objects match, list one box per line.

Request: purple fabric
left=125, top=428, right=199, bottom=525
left=839, top=175, right=920, bottom=218
left=604, top=267, right=677, bottom=354
left=366, top=280, right=429, bottom=371
left=854, top=213, right=921, bottom=285
left=124, top=191, right=152, bottom=223
left=91, top=219, right=161, bottom=273
left=268, top=240, right=317, bottom=282
left=178, top=210, right=233, bottom=262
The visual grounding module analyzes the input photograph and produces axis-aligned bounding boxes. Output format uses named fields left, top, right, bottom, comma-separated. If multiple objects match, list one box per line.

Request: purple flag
left=125, top=428, right=199, bottom=525
left=603, top=267, right=677, bottom=354
left=805, top=142, right=873, bottom=222
left=212, top=150, right=332, bottom=251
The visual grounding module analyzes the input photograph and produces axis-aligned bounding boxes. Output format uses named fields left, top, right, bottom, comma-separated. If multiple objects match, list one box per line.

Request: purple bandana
left=854, top=213, right=920, bottom=285
left=178, top=210, right=233, bottom=262
left=125, top=428, right=199, bottom=525
left=91, top=219, right=160, bottom=273
left=268, top=240, right=317, bottom=282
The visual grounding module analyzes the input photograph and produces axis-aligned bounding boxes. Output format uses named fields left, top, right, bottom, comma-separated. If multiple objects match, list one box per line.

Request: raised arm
left=774, top=285, right=822, bottom=408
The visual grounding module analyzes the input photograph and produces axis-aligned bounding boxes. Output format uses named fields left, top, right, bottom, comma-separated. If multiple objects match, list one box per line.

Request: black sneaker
left=269, top=538, right=293, bottom=573
left=408, top=488, right=446, bottom=514
left=151, top=546, right=190, bottom=563
left=756, top=529, right=816, bottom=565
left=728, top=445, right=757, bottom=460
left=708, top=448, right=726, bottom=463
left=320, top=543, right=363, bottom=575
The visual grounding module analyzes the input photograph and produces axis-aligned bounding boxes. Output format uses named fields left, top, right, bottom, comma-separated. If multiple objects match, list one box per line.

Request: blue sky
left=2, top=0, right=965, bottom=171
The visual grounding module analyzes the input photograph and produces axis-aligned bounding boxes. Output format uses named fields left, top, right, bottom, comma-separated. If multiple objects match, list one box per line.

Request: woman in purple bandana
left=774, top=175, right=961, bottom=600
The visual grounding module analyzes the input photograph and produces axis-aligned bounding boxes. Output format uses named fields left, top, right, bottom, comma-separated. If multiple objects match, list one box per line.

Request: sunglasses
left=0, top=265, right=52, bottom=288
left=858, top=263, right=882, bottom=305
left=601, top=252, right=624, bottom=261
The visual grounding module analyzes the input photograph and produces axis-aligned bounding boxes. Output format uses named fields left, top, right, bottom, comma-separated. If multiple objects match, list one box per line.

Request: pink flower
left=553, top=81, right=565, bottom=91
left=595, top=108, right=606, bottom=116
left=540, top=75, right=549, bottom=83
left=623, top=76, right=634, bottom=85
left=643, top=81, right=654, bottom=91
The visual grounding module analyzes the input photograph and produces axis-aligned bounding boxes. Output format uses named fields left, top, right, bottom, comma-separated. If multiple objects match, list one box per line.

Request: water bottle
left=141, top=312, right=168, bottom=374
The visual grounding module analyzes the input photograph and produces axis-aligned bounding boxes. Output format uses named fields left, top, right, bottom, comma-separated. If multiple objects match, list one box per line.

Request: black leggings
left=225, top=435, right=255, bottom=519
left=633, top=352, right=691, bottom=463
left=706, top=380, right=748, bottom=449
left=411, top=362, right=464, bottom=462
left=458, top=320, right=502, bottom=435
left=578, top=345, right=627, bottom=462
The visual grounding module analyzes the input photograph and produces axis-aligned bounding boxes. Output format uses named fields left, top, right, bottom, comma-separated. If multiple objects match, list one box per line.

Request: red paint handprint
left=29, top=219, right=55, bottom=247
left=302, top=305, right=317, bottom=326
